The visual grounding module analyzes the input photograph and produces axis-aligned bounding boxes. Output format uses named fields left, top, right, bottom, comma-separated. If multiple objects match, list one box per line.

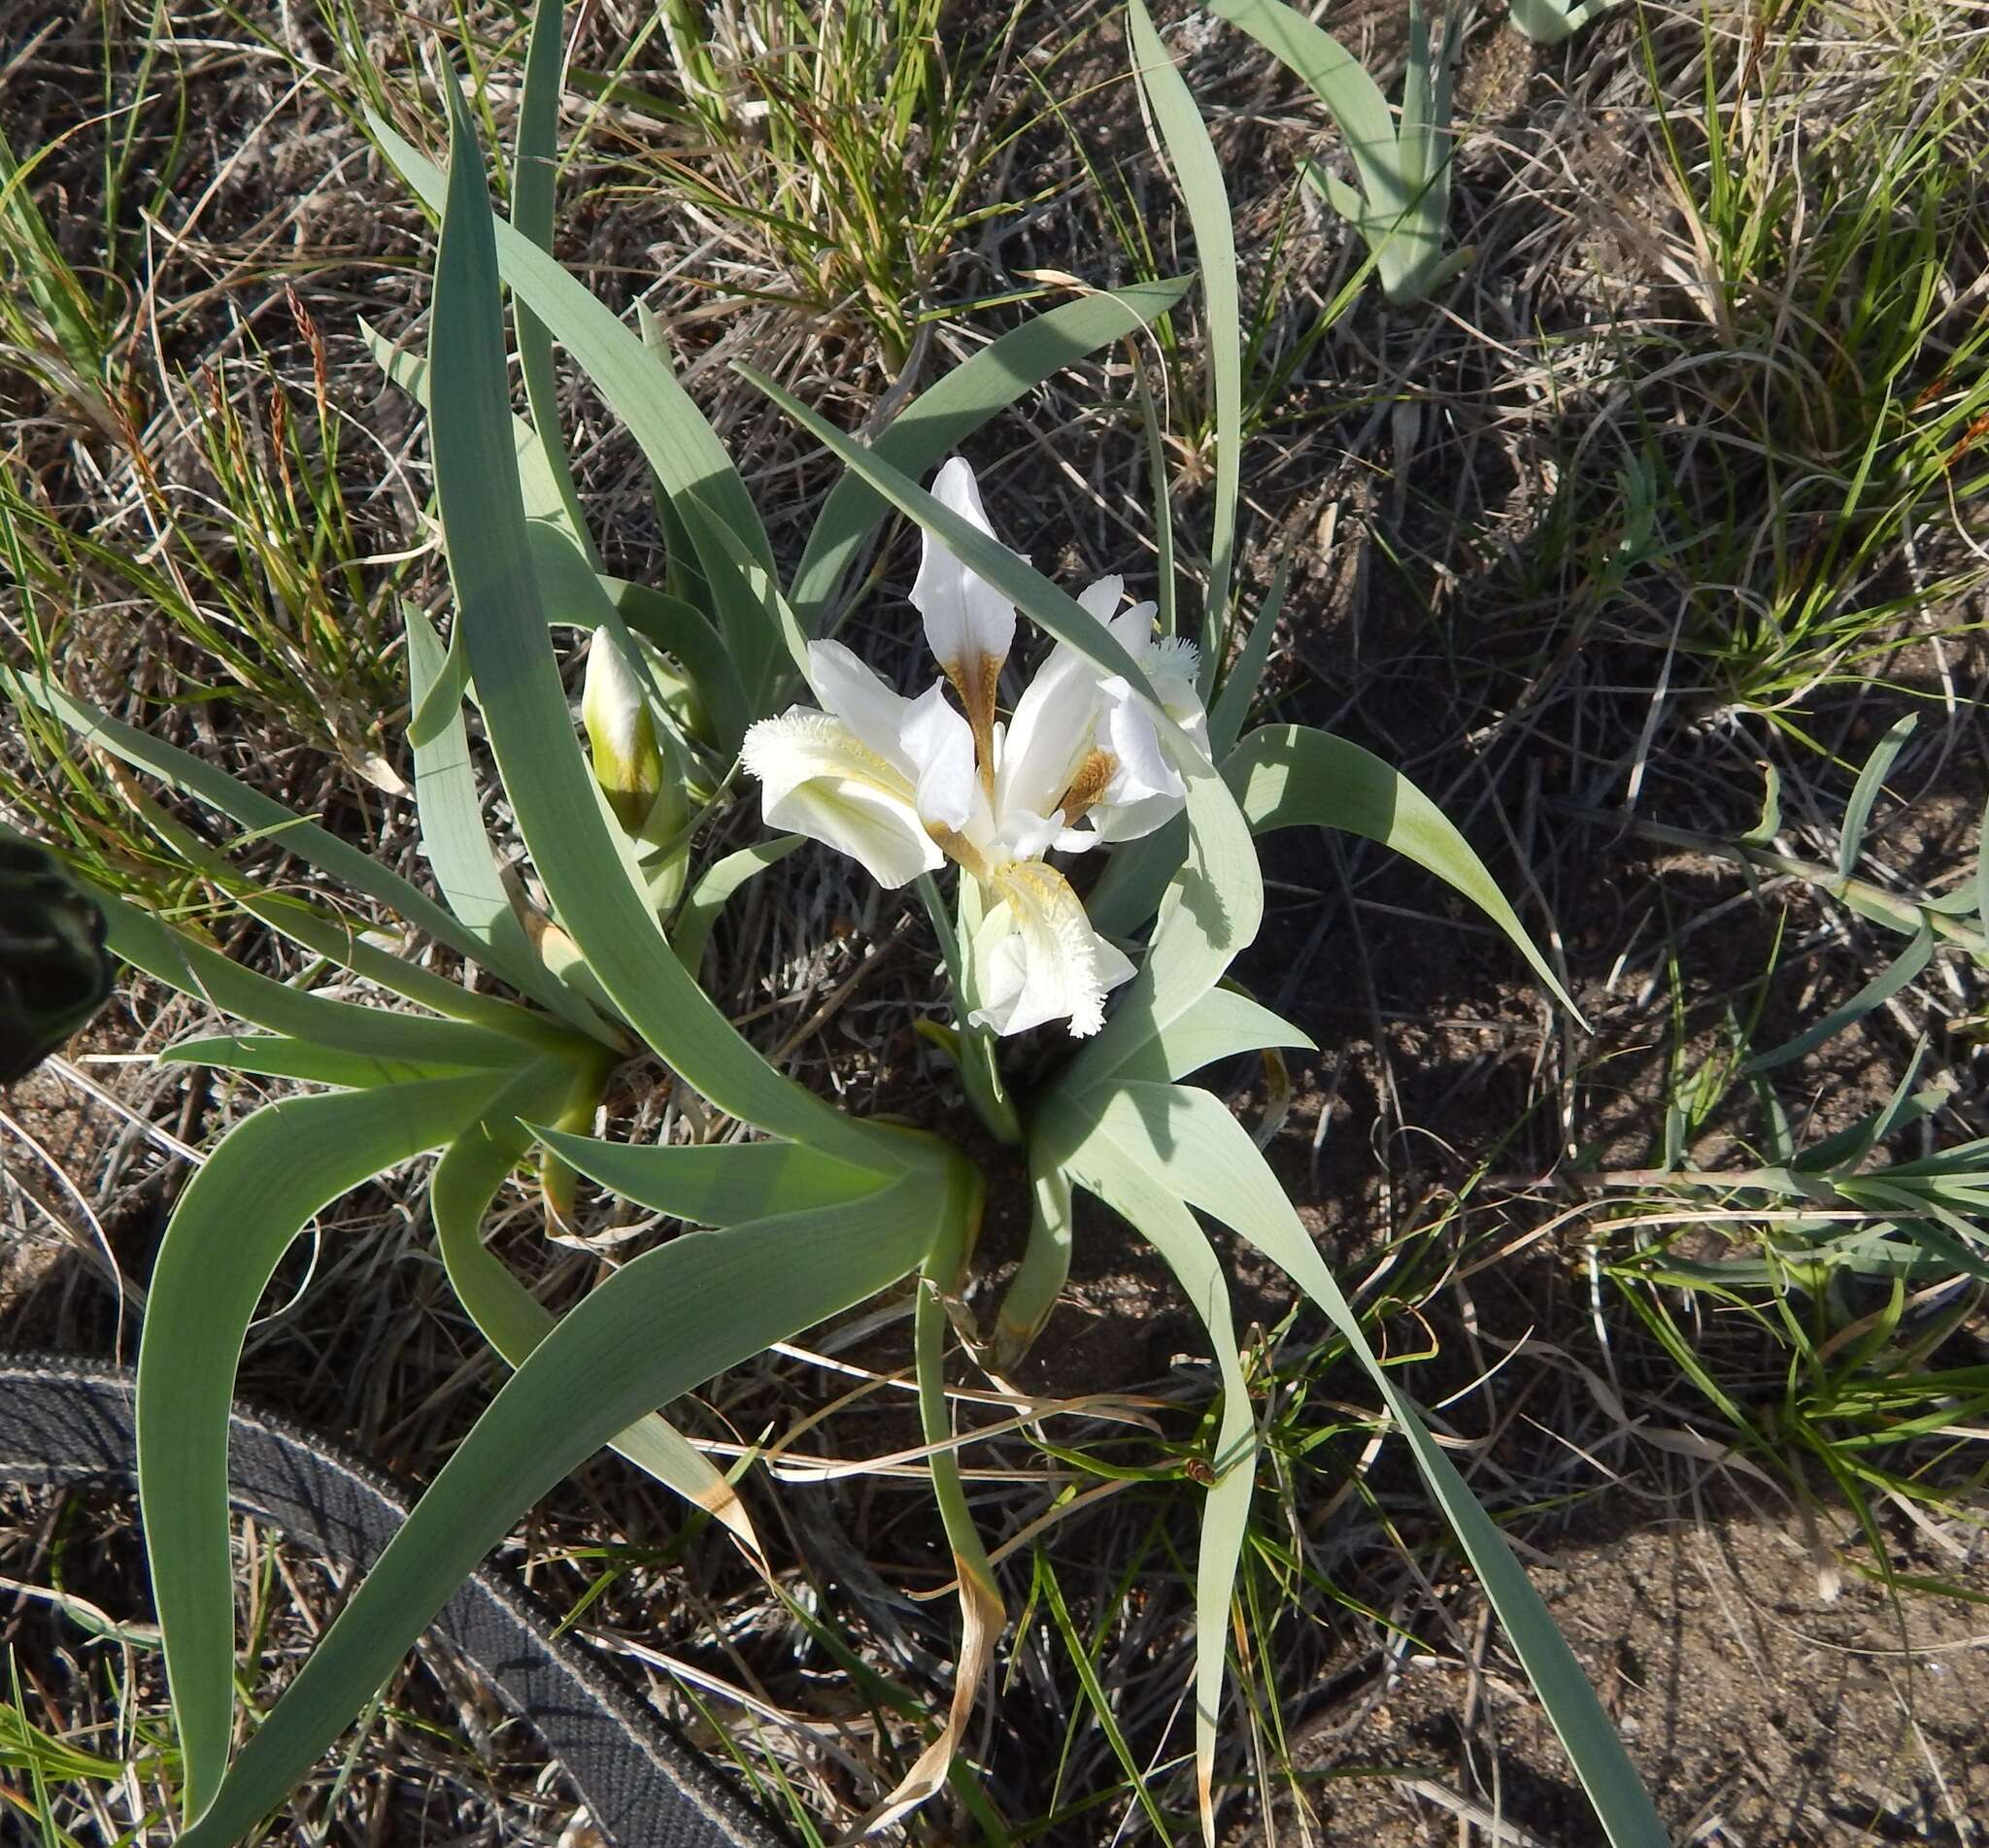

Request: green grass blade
left=1077, top=1130, right=1258, bottom=1845
left=789, top=279, right=1193, bottom=630
left=1743, top=920, right=1936, bottom=1073
left=1082, top=1081, right=1669, bottom=1848
left=1838, top=714, right=1916, bottom=878
left=1128, top=0, right=1239, bottom=670
left=424, top=79, right=904, bottom=1170
left=1227, top=723, right=1583, bottom=1018
left=138, top=1073, right=501, bottom=1817
left=534, top=1126, right=889, bottom=1224
left=512, top=0, right=596, bottom=569
left=174, top=1166, right=961, bottom=1846
left=7, top=668, right=490, bottom=970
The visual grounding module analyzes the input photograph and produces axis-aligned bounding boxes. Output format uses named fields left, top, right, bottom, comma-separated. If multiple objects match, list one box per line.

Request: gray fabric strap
left=0, top=1356, right=787, bottom=1848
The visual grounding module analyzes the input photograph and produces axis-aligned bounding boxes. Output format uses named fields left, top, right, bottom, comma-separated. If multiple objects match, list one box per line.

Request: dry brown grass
left=3, top=1, right=1988, bottom=1842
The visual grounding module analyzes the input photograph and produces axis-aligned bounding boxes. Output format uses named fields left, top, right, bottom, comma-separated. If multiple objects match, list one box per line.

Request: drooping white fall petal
left=740, top=707, right=941, bottom=890
left=968, top=857, right=1137, bottom=1038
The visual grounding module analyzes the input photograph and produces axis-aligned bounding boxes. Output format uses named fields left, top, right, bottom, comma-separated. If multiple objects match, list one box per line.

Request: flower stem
left=916, top=872, right=1022, bottom=1145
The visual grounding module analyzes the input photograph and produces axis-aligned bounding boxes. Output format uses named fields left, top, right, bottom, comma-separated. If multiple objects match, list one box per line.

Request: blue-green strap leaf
left=138, top=1073, right=502, bottom=1816
left=173, top=1163, right=960, bottom=1846
left=534, top=1124, right=890, bottom=1225
left=1079, top=1080, right=1667, bottom=1848
left=1227, top=723, right=1582, bottom=1019
left=429, top=1059, right=762, bottom=1552
left=424, top=77, right=908, bottom=1171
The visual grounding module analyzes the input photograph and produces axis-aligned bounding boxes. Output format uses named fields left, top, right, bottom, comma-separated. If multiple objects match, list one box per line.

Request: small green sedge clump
left=1506, top=0, right=1621, bottom=47
left=1212, top=0, right=1468, bottom=305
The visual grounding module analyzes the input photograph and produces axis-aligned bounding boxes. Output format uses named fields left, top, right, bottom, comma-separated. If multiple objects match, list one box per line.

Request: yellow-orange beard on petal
left=926, top=821, right=989, bottom=880
left=946, top=652, right=1004, bottom=796
left=1055, top=749, right=1118, bottom=825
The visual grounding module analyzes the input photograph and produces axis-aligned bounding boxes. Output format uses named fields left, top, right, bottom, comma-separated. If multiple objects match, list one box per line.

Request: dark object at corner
left=0, top=1356, right=789, bottom=1848
left=0, top=837, right=116, bottom=1083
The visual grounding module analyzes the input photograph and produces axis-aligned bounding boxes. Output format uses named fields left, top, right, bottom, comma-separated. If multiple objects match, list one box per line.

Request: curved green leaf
left=369, top=109, right=783, bottom=704
left=88, top=756, right=558, bottom=1041
left=1074, top=1127, right=1256, bottom=1846
left=1208, top=0, right=1394, bottom=205
left=790, top=277, right=1194, bottom=630
left=102, top=893, right=530, bottom=1072
left=6, top=667, right=491, bottom=973
left=360, top=320, right=590, bottom=554
left=138, top=1073, right=501, bottom=1816
left=1111, top=985, right=1313, bottom=1084
left=1129, top=0, right=1239, bottom=667
left=670, top=835, right=802, bottom=975
left=156, top=1034, right=469, bottom=1090
left=1743, top=919, right=1935, bottom=1074
left=534, top=1124, right=889, bottom=1225
left=424, top=81, right=906, bottom=1171
left=1075, top=1080, right=1667, bottom=1848
left=1228, top=723, right=1582, bottom=1018
left=511, top=0, right=596, bottom=567
left=174, top=1162, right=964, bottom=1846
left=428, top=1059, right=760, bottom=1551
left=405, top=603, right=618, bottom=1043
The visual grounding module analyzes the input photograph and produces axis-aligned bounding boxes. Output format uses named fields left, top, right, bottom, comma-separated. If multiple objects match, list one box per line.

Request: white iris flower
left=742, top=457, right=1209, bottom=1037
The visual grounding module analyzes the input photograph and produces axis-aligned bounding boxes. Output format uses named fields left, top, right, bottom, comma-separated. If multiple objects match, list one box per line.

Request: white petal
left=911, top=457, right=1017, bottom=681
left=995, top=642, right=1102, bottom=821
left=966, top=859, right=1133, bottom=1037
left=1106, top=597, right=1155, bottom=656
left=806, top=639, right=912, bottom=762
left=999, top=806, right=1064, bottom=862
left=742, top=708, right=940, bottom=889
left=1086, top=790, right=1180, bottom=845
left=1099, top=675, right=1185, bottom=808
left=899, top=681, right=977, bottom=832
left=1077, top=575, right=1124, bottom=622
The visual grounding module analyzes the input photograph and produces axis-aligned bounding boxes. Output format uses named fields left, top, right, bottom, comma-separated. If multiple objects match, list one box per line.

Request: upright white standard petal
left=911, top=457, right=1017, bottom=771
left=898, top=681, right=980, bottom=837
left=995, top=575, right=1124, bottom=823
left=968, top=858, right=1137, bottom=1037
left=742, top=708, right=942, bottom=890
